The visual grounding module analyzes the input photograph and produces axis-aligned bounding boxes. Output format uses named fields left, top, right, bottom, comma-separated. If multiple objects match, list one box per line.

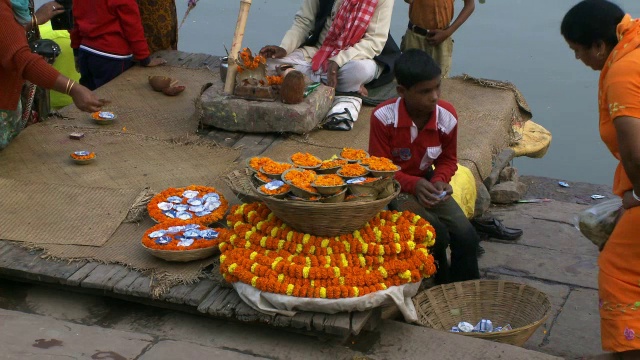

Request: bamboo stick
left=224, top=0, right=253, bottom=94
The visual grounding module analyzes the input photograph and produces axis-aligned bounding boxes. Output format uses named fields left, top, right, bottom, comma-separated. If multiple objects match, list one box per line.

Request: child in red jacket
left=70, top=0, right=165, bottom=90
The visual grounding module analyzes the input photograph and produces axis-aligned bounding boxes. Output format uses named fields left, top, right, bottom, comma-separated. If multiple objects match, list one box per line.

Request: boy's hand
left=145, top=58, right=167, bottom=67
left=426, top=29, right=451, bottom=46
left=433, top=181, right=453, bottom=202
left=415, top=178, right=443, bottom=207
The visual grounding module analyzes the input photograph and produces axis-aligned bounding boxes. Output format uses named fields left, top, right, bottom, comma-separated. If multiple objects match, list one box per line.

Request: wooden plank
left=101, top=266, right=131, bottom=291
left=161, top=283, right=195, bottom=305
left=350, top=309, right=381, bottom=335
left=113, top=270, right=143, bottom=295
left=184, top=279, right=217, bottom=307
left=0, top=245, right=33, bottom=269
left=81, top=264, right=128, bottom=290
left=206, top=288, right=237, bottom=317
left=233, top=134, right=267, bottom=161
left=272, top=314, right=293, bottom=328
left=290, top=312, right=314, bottom=331
left=0, top=241, right=16, bottom=258
left=62, top=262, right=100, bottom=286
left=323, top=313, right=352, bottom=336
left=234, top=299, right=261, bottom=323
left=196, top=285, right=225, bottom=313
left=126, top=276, right=152, bottom=298
left=311, top=313, right=328, bottom=332
left=204, top=129, right=244, bottom=148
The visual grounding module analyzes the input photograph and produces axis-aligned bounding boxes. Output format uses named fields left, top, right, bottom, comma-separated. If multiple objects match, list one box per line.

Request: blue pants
left=78, top=49, right=133, bottom=90
left=389, top=193, right=480, bottom=284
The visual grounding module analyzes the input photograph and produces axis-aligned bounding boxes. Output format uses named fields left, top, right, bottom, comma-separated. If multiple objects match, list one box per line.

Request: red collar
left=397, top=98, right=438, bottom=131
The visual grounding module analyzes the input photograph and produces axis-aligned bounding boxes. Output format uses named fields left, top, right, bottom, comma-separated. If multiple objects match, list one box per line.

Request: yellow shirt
left=406, top=0, right=454, bottom=30
left=39, top=21, right=80, bottom=109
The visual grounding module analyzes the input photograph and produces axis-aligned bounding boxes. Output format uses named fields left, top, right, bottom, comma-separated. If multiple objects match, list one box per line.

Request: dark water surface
left=37, top=0, right=640, bottom=185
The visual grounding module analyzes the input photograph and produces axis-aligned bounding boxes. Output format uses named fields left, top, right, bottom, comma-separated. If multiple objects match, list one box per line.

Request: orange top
left=408, top=0, right=454, bottom=30
left=599, top=15, right=640, bottom=196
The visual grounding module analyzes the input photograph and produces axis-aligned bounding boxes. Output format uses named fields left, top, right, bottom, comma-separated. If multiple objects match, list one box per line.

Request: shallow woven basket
left=256, top=180, right=400, bottom=237
left=413, top=280, right=551, bottom=347
left=142, top=244, right=218, bottom=262
left=225, top=168, right=262, bottom=204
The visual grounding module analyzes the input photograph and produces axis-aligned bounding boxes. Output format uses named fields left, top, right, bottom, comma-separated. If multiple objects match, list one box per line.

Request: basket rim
left=141, top=242, right=218, bottom=254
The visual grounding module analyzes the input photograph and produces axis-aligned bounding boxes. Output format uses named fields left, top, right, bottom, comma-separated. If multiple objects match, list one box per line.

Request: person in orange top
left=401, top=0, right=475, bottom=78
left=0, top=0, right=103, bottom=150
left=562, top=1, right=640, bottom=356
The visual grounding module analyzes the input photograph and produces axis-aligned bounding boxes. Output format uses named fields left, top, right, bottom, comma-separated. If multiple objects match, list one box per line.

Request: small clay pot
left=162, top=85, right=186, bottom=96
left=148, top=76, right=172, bottom=92
left=280, top=70, right=305, bottom=104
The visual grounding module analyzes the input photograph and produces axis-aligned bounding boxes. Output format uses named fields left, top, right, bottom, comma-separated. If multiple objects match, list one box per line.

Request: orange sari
left=598, top=15, right=640, bottom=352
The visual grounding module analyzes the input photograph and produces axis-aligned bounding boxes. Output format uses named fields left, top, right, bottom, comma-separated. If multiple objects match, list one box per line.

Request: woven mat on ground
left=0, top=124, right=239, bottom=191
left=0, top=178, right=141, bottom=246
left=50, top=65, right=216, bottom=140
left=269, top=77, right=528, bottom=181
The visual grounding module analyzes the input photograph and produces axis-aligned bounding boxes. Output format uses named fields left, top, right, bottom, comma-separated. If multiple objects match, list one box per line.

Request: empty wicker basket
left=413, top=280, right=552, bottom=346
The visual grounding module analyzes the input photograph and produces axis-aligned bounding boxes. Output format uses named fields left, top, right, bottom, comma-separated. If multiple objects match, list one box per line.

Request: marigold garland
left=291, top=152, right=322, bottom=167
left=142, top=219, right=226, bottom=251
left=339, top=163, right=368, bottom=177
left=218, top=202, right=437, bottom=299
left=70, top=152, right=95, bottom=160
left=341, top=148, right=369, bottom=161
left=313, top=174, right=344, bottom=187
left=147, top=185, right=229, bottom=225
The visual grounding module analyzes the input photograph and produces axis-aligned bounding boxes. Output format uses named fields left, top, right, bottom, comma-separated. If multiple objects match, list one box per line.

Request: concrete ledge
left=199, top=81, right=335, bottom=134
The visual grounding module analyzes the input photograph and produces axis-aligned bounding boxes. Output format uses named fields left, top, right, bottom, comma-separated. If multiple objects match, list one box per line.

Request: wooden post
left=224, top=0, right=253, bottom=94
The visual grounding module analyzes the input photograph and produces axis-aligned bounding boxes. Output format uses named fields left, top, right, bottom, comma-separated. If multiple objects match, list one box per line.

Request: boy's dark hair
left=394, top=49, right=441, bottom=89
left=561, top=0, right=624, bottom=49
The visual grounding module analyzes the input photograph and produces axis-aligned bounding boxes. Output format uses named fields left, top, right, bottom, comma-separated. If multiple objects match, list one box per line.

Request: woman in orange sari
left=562, top=1, right=640, bottom=356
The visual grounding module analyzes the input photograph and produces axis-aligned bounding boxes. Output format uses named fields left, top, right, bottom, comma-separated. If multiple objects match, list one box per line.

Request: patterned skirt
left=137, top=0, right=178, bottom=54
left=0, top=101, right=23, bottom=150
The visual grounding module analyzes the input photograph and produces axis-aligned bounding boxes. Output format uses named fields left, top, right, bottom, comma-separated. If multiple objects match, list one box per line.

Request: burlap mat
left=267, top=77, right=526, bottom=181
left=0, top=178, right=141, bottom=246
left=49, top=65, right=216, bottom=140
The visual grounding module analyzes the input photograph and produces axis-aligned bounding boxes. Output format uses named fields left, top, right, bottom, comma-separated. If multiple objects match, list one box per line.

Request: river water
left=41, top=0, right=640, bottom=185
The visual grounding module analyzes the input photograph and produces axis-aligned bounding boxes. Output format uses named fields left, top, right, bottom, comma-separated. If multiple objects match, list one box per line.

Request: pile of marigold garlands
left=219, top=202, right=437, bottom=298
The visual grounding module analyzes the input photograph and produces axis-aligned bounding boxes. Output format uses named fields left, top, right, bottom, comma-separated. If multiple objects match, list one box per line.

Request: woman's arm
left=614, top=116, right=640, bottom=208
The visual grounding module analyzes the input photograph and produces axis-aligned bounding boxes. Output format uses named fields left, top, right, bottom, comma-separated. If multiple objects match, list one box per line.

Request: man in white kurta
left=260, top=0, right=394, bottom=96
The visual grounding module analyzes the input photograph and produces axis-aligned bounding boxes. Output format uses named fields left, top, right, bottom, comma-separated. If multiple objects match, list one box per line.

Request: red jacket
left=70, top=0, right=150, bottom=60
left=0, top=0, right=59, bottom=110
left=368, top=97, right=459, bottom=194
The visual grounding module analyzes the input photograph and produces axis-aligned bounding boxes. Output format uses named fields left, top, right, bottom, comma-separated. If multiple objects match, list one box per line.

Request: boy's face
left=397, top=78, right=441, bottom=114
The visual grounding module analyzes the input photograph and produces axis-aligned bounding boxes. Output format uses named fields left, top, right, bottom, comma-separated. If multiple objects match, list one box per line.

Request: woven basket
left=413, top=280, right=551, bottom=347
left=256, top=180, right=400, bottom=237
left=224, top=168, right=262, bottom=204
left=142, top=244, right=218, bottom=262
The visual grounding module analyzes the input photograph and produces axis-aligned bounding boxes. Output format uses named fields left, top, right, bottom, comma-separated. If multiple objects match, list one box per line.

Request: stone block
left=199, top=81, right=335, bottom=134
left=491, top=181, right=527, bottom=204
left=500, top=166, right=519, bottom=183
left=483, top=148, right=516, bottom=191
left=475, top=180, right=491, bottom=218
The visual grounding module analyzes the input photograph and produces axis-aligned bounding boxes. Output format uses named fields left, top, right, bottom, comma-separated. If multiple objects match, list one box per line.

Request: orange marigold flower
left=255, top=172, right=271, bottom=183
left=341, top=148, right=369, bottom=161
left=291, top=152, right=322, bottom=167
left=259, top=183, right=290, bottom=195
left=261, top=161, right=292, bottom=175
left=365, top=156, right=398, bottom=171
left=320, top=159, right=348, bottom=169
left=266, top=75, right=283, bottom=86
left=70, top=151, right=95, bottom=160
left=249, top=157, right=274, bottom=172
left=314, top=174, right=344, bottom=187
left=284, top=169, right=317, bottom=185
left=339, top=163, right=368, bottom=177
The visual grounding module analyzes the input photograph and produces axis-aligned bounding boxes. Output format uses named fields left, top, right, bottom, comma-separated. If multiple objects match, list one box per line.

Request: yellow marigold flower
left=249, top=251, right=258, bottom=260
left=271, top=257, right=283, bottom=270
left=343, top=241, right=351, bottom=252
left=287, top=232, right=293, bottom=241
left=362, top=243, right=368, bottom=254
left=339, top=277, right=345, bottom=285
left=378, top=245, right=385, bottom=255
left=391, top=225, right=397, bottom=234
left=379, top=266, right=388, bottom=278
left=303, top=234, right=311, bottom=244
left=278, top=240, right=285, bottom=249
left=247, top=210, right=256, bottom=221
left=408, top=241, right=416, bottom=251
left=286, top=284, right=294, bottom=296
left=296, top=243, right=303, bottom=254
left=310, top=280, right=315, bottom=287
left=271, top=227, right=279, bottom=237
left=305, top=257, right=311, bottom=267
left=391, top=213, right=401, bottom=223
left=340, top=254, right=348, bottom=268
left=380, top=283, right=387, bottom=290
left=278, top=274, right=284, bottom=283
left=267, top=212, right=275, bottom=220
left=265, top=249, right=271, bottom=256
left=327, top=248, right=333, bottom=255
left=251, top=263, right=258, bottom=273
left=359, top=255, right=366, bottom=267
left=378, top=256, right=384, bottom=264
left=309, top=245, right=316, bottom=254
left=244, top=240, right=251, bottom=249
left=230, top=234, right=238, bottom=244
left=380, top=219, right=386, bottom=226
left=244, top=231, right=252, bottom=240
left=325, top=255, right=332, bottom=265
left=400, top=270, right=412, bottom=281
left=354, top=230, right=363, bottom=242
left=256, top=220, right=264, bottom=230
left=321, top=239, right=330, bottom=248
left=303, top=266, right=310, bottom=278
left=218, top=241, right=227, bottom=251
left=260, top=236, right=267, bottom=247
left=228, top=263, right=238, bottom=274
left=395, top=243, right=402, bottom=253
left=220, top=254, right=227, bottom=263
left=353, top=287, right=360, bottom=297
left=412, top=215, right=421, bottom=224
left=320, top=287, right=327, bottom=298
left=251, top=276, right=258, bottom=287
left=324, top=263, right=330, bottom=268
left=333, top=267, right=341, bottom=278
left=394, top=233, right=400, bottom=244
left=287, top=255, right=294, bottom=262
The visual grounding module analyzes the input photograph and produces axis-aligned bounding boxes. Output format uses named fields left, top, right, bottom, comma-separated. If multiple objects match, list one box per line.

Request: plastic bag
left=576, top=198, right=622, bottom=250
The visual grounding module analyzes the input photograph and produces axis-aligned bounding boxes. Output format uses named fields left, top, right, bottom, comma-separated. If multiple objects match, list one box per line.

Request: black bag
left=29, top=39, right=61, bottom=63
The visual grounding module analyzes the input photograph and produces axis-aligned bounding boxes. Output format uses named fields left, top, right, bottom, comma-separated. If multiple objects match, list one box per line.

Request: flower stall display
left=219, top=203, right=436, bottom=299
left=141, top=219, right=226, bottom=261
left=147, top=185, right=228, bottom=225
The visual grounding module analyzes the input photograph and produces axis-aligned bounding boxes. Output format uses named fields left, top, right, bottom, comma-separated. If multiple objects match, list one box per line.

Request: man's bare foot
left=358, top=85, right=368, bottom=97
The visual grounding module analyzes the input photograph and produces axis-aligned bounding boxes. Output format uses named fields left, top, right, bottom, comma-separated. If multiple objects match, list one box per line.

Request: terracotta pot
left=162, top=85, right=186, bottom=96
left=148, top=76, right=172, bottom=92
left=280, top=71, right=305, bottom=104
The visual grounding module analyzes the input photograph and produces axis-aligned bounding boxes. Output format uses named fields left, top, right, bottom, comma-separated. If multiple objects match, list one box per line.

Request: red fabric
left=368, top=97, right=459, bottom=194
left=70, top=0, right=150, bottom=60
left=311, top=0, right=378, bottom=72
left=0, top=0, right=59, bottom=110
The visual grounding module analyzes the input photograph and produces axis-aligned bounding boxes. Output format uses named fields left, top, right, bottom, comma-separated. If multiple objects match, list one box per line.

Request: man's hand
left=415, top=178, right=443, bottom=207
left=426, top=29, right=451, bottom=46
left=259, top=45, right=287, bottom=59
left=35, top=1, right=65, bottom=25
left=433, top=181, right=453, bottom=202
left=326, top=60, right=339, bottom=88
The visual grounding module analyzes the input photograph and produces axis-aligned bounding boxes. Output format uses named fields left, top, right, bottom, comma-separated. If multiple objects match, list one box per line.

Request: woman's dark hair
left=394, top=49, right=441, bottom=89
left=561, top=0, right=625, bottom=49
